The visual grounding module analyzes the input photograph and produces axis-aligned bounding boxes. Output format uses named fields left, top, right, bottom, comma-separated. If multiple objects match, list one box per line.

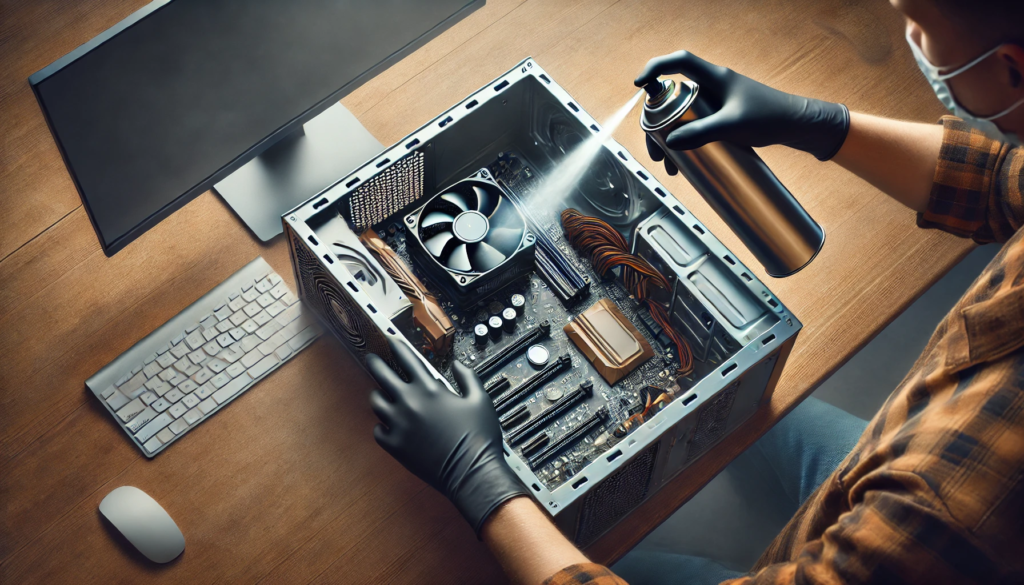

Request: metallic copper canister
left=640, top=78, right=825, bottom=277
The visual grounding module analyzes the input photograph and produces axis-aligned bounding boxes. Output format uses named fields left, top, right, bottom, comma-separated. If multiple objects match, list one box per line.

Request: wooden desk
left=1, top=0, right=973, bottom=582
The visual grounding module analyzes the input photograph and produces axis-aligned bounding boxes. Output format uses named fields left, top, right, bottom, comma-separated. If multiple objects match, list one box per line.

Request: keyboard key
left=253, top=311, right=272, bottom=326
left=200, top=315, right=219, bottom=331
left=177, top=379, right=198, bottom=394
left=289, top=326, right=321, bottom=351
left=214, top=305, right=233, bottom=321
left=281, top=291, right=298, bottom=306
left=202, top=341, right=221, bottom=356
left=159, top=368, right=176, bottom=381
left=143, top=361, right=163, bottom=379
left=169, top=418, right=189, bottom=434
left=106, top=390, right=131, bottom=412
left=165, top=389, right=184, bottom=403
left=168, top=371, right=188, bottom=386
left=135, top=412, right=173, bottom=442
left=207, top=358, right=227, bottom=373
left=185, top=322, right=200, bottom=333
left=149, top=379, right=172, bottom=397
left=211, top=372, right=232, bottom=388
left=170, top=332, right=184, bottom=346
left=152, top=398, right=171, bottom=412
left=118, top=371, right=147, bottom=397
left=266, top=301, right=286, bottom=317
left=213, top=372, right=253, bottom=404
left=244, top=302, right=262, bottom=317
left=126, top=407, right=158, bottom=433
left=116, top=398, right=147, bottom=423
left=247, top=354, right=280, bottom=379
left=199, top=398, right=217, bottom=414
left=115, top=372, right=131, bottom=386
left=170, top=343, right=189, bottom=359
left=256, top=320, right=282, bottom=341
left=228, top=295, right=247, bottom=312
left=226, top=362, right=246, bottom=378
left=195, top=382, right=215, bottom=399
left=240, top=336, right=262, bottom=353
left=229, top=327, right=245, bottom=341
left=275, top=344, right=293, bottom=361
left=257, top=292, right=275, bottom=307
left=259, top=332, right=287, bottom=356
left=241, top=349, right=265, bottom=369
left=269, top=273, right=283, bottom=286
left=242, top=289, right=259, bottom=304
left=175, top=356, right=194, bottom=372
left=275, top=304, right=302, bottom=327
left=143, top=436, right=162, bottom=453
left=101, top=386, right=117, bottom=400
left=218, top=343, right=246, bottom=363
left=217, top=319, right=235, bottom=333
left=202, top=327, right=220, bottom=342
left=169, top=402, right=188, bottom=419
left=193, top=367, right=214, bottom=384
left=217, top=332, right=235, bottom=347
left=140, top=392, right=157, bottom=406
left=156, top=352, right=176, bottom=369
left=256, top=278, right=272, bottom=293
left=182, top=394, right=200, bottom=409
left=230, top=311, right=247, bottom=327
left=156, top=428, right=176, bottom=444
left=185, top=331, right=205, bottom=351
left=184, top=407, right=203, bottom=425
left=241, top=319, right=259, bottom=334
left=270, top=282, right=289, bottom=299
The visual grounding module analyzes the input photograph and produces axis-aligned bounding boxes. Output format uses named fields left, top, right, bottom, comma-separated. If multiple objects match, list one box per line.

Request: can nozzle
left=643, top=79, right=664, bottom=99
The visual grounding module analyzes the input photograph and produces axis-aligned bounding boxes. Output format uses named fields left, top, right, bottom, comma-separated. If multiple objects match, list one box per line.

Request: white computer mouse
left=99, top=486, right=185, bottom=563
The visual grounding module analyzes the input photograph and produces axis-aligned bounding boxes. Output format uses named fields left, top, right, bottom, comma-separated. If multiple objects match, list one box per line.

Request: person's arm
left=831, top=112, right=943, bottom=212
left=481, top=496, right=625, bottom=585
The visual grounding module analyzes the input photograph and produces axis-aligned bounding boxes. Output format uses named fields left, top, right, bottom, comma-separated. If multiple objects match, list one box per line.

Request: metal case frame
left=284, top=58, right=800, bottom=546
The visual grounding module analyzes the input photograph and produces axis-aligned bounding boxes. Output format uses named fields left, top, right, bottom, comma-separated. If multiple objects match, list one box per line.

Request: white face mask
left=906, top=29, right=1023, bottom=146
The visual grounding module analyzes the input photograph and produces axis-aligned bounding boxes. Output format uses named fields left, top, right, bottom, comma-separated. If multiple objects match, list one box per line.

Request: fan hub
left=451, top=211, right=489, bottom=243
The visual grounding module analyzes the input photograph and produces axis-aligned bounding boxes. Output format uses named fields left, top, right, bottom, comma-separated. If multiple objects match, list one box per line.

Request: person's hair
left=934, top=1, right=1024, bottom=47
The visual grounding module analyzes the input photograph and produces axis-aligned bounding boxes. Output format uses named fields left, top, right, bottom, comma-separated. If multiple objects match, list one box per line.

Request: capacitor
left=474, top=323, right=489, bottom=346
left=527, top=344, right=550, bottom=368
left=510, top=293, right=526, bottom=316
left=501, top=307, right=517, bottom=332
left=487, top=316, right=503, bottom=340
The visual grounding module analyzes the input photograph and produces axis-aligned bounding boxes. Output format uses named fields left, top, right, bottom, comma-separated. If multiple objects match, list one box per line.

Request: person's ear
left=999, top=44, right=1024, bottom=89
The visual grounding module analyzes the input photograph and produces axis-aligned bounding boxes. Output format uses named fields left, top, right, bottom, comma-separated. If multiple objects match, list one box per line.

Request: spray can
left=640, top=78, right=825, bottom=277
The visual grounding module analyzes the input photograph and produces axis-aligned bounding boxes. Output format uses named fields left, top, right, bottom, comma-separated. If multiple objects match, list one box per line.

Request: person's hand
left=367, top=339, right=527, bottom=536
left=634, top=51, right=850, bottom=174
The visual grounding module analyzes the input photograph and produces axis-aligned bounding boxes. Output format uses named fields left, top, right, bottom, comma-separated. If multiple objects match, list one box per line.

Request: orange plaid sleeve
left=542, top=563, right=628, bottom=585
left=917, top=116, right=1024, bottom=243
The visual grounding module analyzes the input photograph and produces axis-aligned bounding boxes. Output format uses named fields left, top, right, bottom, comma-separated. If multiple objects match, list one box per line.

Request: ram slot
left=492, top=354, right=571, bottom=413
left=528, top=408, right=609, bottom=470
left=485, top=375, right=511, bottom=396
left=520, top=433, right=550, bottom=459
left=499, top=404, right=530, bottom=430
left=473, top=320, right=551, bottom=379
left=507, top=380, right=593, bottom=445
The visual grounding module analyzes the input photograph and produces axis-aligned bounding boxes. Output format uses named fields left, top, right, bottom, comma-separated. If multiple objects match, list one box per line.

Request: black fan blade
left=473, top=185, right=495, bottom=216
left=484, top=227, right=524, bottom=257
left=469, top=241, right=507, bottom=272
left=424, top=232, right=454, bottom=257
left=447, top=243, right=472, bottom=272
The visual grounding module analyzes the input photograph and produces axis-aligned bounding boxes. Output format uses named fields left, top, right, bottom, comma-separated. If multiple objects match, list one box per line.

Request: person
left=365, top=0, right=1024, bottom=582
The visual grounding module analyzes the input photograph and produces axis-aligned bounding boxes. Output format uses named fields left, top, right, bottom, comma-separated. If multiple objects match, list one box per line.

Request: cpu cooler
left=406, top=170, right=535, bottom=304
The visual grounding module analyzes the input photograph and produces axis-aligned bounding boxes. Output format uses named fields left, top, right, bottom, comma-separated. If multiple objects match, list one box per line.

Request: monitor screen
left=30, top=0, right=480, bottom=254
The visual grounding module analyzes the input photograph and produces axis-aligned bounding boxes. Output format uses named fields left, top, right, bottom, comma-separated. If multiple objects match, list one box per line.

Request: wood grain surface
left=0, top=0, right=974, bottom=582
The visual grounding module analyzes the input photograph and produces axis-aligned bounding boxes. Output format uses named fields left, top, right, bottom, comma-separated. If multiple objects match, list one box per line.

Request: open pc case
left=284, top=58, right=800, bottom=547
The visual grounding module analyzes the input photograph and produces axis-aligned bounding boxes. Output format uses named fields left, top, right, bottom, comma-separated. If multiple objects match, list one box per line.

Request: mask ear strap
left=934, top=44, right=1004, bottom=80
left=977, top=96, right=1024, bottom=121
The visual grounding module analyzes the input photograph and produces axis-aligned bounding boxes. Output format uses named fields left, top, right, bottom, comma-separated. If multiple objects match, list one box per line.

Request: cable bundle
left=561, top=208, right=693, bottom=377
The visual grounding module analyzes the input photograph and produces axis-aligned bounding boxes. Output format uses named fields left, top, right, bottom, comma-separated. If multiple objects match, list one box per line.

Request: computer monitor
left=29, top=0, right=484, bottom=255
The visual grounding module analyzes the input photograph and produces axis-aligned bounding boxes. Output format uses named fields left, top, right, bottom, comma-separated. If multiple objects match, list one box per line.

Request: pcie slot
left=499, top=404, right=530, bottom=430
left=505, top=190, right=589, bottom=304
left=492, top=354, right=571, bottom=413
left=507, top=380, right=594, bottom=445
left=527, top=407, right=609, bottom=470
left=521, top=433, right=550, bottom=459
left=474, top=320, right=551, bottom=379
left=485, top=375, right=511, bottom=396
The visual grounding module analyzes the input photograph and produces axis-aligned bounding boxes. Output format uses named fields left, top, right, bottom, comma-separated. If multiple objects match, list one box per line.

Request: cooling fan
left=407, top=170, right=535, bottom=304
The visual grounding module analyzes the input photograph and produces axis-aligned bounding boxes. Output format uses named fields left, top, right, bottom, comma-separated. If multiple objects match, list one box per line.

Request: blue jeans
left=612, top=397, right=868, bottom=584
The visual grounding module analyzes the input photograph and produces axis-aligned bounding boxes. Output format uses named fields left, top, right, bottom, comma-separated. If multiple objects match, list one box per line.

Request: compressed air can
left=640, top=78, right=825, bottom=277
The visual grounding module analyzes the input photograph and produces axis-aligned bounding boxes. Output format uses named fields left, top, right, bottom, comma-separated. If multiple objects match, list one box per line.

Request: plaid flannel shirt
left=543, top=117, right=1024, bottom=585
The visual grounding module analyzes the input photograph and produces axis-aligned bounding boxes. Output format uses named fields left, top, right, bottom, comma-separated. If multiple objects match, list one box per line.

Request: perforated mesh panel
left=574, top=443, right=659, bottom=547
left=349, top=152, right=425, bottom=231
left=687, top=382, right=738, bottom=463
left=288, top=228, right=398, bottom=370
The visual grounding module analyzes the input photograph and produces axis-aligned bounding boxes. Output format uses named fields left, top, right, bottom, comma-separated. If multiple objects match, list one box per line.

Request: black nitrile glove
left=367, top=339, right=527, bottom=536
left=634, top=51, right=850, bottom=175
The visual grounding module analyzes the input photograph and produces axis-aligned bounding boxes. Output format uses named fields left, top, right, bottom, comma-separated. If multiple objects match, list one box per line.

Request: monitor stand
left=214, top=102, right=383, bottom=241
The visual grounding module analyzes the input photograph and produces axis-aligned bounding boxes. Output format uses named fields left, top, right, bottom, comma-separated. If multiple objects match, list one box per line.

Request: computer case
left=284, top=58, right=800, bottom=547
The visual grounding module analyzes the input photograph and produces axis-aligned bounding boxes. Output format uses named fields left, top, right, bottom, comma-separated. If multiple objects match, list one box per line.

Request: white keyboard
left=86, top=257, right=321, bottom=457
